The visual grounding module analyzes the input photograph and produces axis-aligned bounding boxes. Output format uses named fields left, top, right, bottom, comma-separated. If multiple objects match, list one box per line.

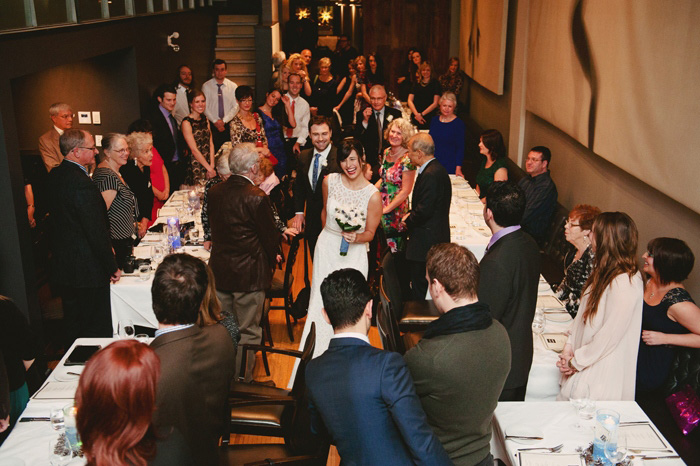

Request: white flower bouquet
left=335, top=205, right=366, bottom=256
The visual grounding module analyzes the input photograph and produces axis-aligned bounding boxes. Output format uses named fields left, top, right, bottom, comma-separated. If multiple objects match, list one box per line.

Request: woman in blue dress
left=257, top=87, right=296, bottom=178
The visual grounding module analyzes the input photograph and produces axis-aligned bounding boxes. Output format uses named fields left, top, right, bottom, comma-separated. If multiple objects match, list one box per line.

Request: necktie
left=376, top=111, right=382, bottom=143
left=287, top=99, right=295, bottom=139
left=312, top=153, right=321, bottom=190
left=168, top=114, right=179, bottom=161
left=217, top=84, right=224, bottom=119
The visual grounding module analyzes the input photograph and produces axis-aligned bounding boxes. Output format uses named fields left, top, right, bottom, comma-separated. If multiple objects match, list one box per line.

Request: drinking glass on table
left=569, top=378, right=592, bottom=430
left=138, top=263, right=151, bottom=281
left=151, top=245, right=164, bottom=266
left=49, top=436, right=73, bottom=466
left=118, top=319, right=135, bottom=339
left=605, top=431, right=628, bottom=464
left=50, top=407, right=65, bottom=431
left=531, top=309, right=545, bottom=335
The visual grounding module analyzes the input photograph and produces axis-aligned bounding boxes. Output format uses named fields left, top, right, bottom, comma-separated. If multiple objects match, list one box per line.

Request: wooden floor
left=229, top=240, right=382, bottom=465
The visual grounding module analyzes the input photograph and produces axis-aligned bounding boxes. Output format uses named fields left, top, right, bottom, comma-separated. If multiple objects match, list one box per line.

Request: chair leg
left=261, top=350, right=270, bottom=376
left=285, top=307, right=295, bottom=342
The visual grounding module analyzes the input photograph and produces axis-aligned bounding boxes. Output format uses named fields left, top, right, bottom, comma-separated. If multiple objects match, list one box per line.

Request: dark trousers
left=61, top=284, right=112, bottom=349
left=212, top=121, right=231, bottom=153
left=284, top=137, right=299, bottom=175
left=165, top=159, right=187, bottom=192
left=408, top=259, right=428, bottom=300
left=111, top=237, right=134, bottom=270
left=499, top=385, right=527, bottom=402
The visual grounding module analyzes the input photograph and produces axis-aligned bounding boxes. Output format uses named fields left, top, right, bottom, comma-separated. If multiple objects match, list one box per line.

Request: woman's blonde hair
left=126, top=132, right=153, bottom=160
left=383, top=118, right=415, bottom=148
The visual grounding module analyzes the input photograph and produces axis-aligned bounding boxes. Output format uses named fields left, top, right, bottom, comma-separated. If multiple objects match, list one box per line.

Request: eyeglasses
left=113, top=148, right=129, bottom=154
left=565, top=219, right=580, bottom=227
left=77, top=146, right=97, bottom=152
left=57, top=113, right=74, bottom=119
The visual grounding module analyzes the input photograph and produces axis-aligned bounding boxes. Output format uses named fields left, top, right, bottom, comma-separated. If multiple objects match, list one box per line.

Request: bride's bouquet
left=335, top=205, right=366, bottom=256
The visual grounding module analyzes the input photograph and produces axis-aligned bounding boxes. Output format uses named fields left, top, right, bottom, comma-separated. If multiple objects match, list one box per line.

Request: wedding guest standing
left=148, top=85, right=185, bottom=191
left=127, top=119, right=170, bottom=223
left=38, top=102, right=73, bottom=172
left=438, top=57, right=467, bottom=100
left=429, top=92, right=466, bottom=177
left=230, top=86, right=269, bottom=157
left=475, top=129, right=508, bottom=199
left=557, top=212, right=643, bottom=401
left=121, top=132, right=155, bottom=233
left=556, top=205, right=601, bottom=317
left=637, top=238, right=700, bottom=393
left=408, top=62, right=441, bottom=130
left=257, top=87, right=296, bottom=177
left=182, top=90, right=216, bottom=186
left=202, top=59, right=238, bottom=152
left=93, top=133, right=139, bottom=268
left=376, top=118, right=416, bottom=254
left=310, top=57, right=341, bottom=118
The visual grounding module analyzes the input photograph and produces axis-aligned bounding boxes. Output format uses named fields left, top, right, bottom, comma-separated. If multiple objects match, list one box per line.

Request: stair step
left=217, top=24, right=255, bottom=35
left=227, top=74, right=256, bottom=86
left=216, top=37, right=255, bottom=48
left=216, top=49, right=256, bottom=60
left=225, top=62, right=256, bottom=73
left=219, top=15, right=258, bottom=24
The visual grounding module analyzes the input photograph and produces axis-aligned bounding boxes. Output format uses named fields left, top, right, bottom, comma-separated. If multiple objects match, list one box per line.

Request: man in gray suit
left=38, top=102, right=73, bottom=172
left=151, top=254, right=236, bottom=464
left=478, top=181, right=540, bottom=401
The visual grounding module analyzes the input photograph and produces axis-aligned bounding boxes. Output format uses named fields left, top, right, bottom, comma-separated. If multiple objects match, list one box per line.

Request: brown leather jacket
left=208, top=175, right=281, bottom=292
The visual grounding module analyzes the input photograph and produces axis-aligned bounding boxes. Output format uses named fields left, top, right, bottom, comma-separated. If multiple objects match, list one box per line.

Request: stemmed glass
left=569, top=378, right=591, bottom=430
left=118, top=319, right=135, bottom=339
left=49, top=436, right=73, bottom=465
left=604, top=432, right=627, bottom=464
left=151, top=245, right=164, bottom=267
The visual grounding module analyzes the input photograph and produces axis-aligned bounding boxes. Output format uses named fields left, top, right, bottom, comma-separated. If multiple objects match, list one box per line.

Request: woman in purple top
left=429, top=92, right=466, bottom=176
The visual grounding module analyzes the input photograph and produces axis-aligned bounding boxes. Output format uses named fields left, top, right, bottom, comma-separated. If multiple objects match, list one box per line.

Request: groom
left=292, top=115, right=341, bottom=258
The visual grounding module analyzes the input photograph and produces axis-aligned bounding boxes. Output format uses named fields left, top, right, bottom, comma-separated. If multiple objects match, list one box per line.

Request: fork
left=517, top=444, right=564, bottom=453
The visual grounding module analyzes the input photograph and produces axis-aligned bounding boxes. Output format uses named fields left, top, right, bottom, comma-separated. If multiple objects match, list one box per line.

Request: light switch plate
left=78, top=111, right=91, bottom=124
left=95, top=135, right=103, bottom=147
left=92, top=111, right=101, bottom=125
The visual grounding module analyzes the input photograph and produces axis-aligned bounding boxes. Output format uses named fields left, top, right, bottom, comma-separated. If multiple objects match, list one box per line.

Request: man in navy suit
left=147, top=84, right=185, bottom=190
left=403, top=133, right=452, bottom=300
left=305, top=268, right=451, bottom=465
left=355, top=84, right=402, bottom=180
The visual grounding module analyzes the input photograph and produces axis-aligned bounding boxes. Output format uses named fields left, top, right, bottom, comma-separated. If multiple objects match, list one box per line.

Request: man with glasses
left=355, top=85, right=402, bottom=181
left=47, top=129, right=121, bottom=349
left=39, top=102, right=74, bottom=172
left=518, top=146, right=558, bottom=244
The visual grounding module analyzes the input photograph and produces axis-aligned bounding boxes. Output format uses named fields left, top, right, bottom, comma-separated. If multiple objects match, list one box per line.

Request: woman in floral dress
left=229, top=86, right=273, bottom=161
left=375, top=118, right=416, bottom=253
left=182, top=90, right=216, bottom=186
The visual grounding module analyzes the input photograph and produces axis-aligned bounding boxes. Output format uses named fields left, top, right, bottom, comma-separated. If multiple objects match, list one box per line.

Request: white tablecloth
left=491, top=401, right=683, bottom=466
left=0, top=338, right=115, bottom=466
left=448, top=175, right=490, bottom=261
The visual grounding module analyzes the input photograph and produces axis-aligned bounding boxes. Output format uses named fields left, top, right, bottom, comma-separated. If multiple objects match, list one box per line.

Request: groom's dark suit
left=306, top=337, right=451, bottom=465
left=293, top=146, right=341, bottom=257
left=405, top=158, right=452, bottom=299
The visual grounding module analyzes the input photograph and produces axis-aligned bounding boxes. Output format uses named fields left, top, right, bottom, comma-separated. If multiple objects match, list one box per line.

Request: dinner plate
left=504, top=425, right=544, bottom=445
left=545, top=311, right=572, bottom=323
left=0, top=458, right=26, bottom=466
left=52, top=365, right=83, bottom=382
left=538, top=282, right=553, bottom=293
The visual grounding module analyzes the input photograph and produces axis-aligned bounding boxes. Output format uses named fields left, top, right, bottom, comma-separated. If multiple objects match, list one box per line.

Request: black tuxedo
left=478, top=228, right=540, bottom=400
left=293, top=146, right=341, bottom=256
left=405, top=158, right=451, bottom=299
left=355, top=106, right=402, bottom=171
left=48, top=160, right=118, bottom=345
left=146, top=104, right=185, bottom=190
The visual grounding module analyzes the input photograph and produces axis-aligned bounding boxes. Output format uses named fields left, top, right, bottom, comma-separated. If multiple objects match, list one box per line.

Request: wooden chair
left=266, top=234, right=304, bottom=342
left=378, top=275, right=422, bottom=355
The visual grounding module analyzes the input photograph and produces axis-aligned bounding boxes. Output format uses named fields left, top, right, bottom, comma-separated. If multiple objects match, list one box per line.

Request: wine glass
left=151, top=245, right=164, bottom=266
left=569, top=378, right=591, bottom=430
left=604, top=432, right=627, bottom=464
left=49, top=436, right=73, bottom=465
left=118, top=319, right=135, bottom=339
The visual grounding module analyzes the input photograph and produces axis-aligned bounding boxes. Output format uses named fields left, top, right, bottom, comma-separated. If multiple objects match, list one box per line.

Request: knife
left=19, top=417, right=50, bottom=422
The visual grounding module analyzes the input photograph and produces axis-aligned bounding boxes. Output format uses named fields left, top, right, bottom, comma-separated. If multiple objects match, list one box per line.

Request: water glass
left=62, top=404, right=81, bottom=452
left=531, top=309, right=545, bottom=334
left=189, top=228, right=200, bottom=241
left=604, top=432, right=628, bottom=464
left=569, top=378, right=591, bottom=430
left=49, top=436, right=72, bottom=466
left=594, top=408, right=620, bottom=464
left=135, top=334, right=150, bottom=344
left=50, top=407, right=64, bottom=431
left=151, top=245, right=164, bottom=266
left=138, top=263, right=151, bottom=281
left=118, top=319, right=135, bottom=339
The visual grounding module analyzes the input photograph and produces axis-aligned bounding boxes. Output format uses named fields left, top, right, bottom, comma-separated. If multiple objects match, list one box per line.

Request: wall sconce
left=167, top=32, right=180, bottom=52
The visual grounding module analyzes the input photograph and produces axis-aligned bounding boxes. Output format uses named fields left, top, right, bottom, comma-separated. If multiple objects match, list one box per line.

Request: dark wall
left=363, top=0, right=452, bottom=97
left=0, top=10, right=217, bottom=323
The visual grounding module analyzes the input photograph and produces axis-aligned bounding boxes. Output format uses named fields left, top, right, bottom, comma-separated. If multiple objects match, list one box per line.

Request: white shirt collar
left=314, top=144, right=332, bottom=158
left=331, top=332, right=370, bottom=344
left=236, top=173, right=256, bottom=185
left=417, top=157, right=436, bottom=175
left=54, top=126, right=64, bottom=136
left=155, top=323, right=195, bottom=337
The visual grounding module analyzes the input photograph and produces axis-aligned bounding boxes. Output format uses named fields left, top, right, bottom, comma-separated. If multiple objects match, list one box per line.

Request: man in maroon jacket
left=208, top=143, right=280, bottom=381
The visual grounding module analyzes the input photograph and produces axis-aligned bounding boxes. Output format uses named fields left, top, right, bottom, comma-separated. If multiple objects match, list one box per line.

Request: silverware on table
left=517, top=444, right=564, bottom=453
left=634, top=455, right=681, bottom=460
left=19, top=417, right=50, bottom=422
left=67, top=371, right=81, bottom=376
left=506, top=435, right=544, bottom=440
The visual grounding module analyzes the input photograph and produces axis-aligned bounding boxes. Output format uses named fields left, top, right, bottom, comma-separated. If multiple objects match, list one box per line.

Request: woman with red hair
left=75, top=340, right=191, bottom=466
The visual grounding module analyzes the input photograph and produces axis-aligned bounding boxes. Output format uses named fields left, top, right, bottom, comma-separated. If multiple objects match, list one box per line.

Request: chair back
left=381, top=251, right=404, bottom=312
left=284, top=235, right=302, bottom=294
left=378, top=275, right=406, bottom=354
left=289, top=323, right=316, bottom=399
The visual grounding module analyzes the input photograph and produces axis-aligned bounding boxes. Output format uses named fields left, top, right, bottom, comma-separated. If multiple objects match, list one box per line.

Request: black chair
left=266, top=234, right=304, bottom=342
left=381, top=251, right=440, bottom=332
left=378, top=275, right=421, bottom=355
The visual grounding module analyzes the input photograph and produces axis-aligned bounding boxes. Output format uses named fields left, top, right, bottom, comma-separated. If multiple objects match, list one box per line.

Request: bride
left=298, top=138, right=382, bottom=358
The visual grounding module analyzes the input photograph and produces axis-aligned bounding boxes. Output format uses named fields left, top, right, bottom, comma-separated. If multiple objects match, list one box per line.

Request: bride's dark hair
left=339, top=137, right=365, bottom=163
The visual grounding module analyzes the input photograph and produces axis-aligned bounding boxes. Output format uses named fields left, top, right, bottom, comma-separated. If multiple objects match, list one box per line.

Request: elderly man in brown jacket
left=208, top=143, right=281, bottom=381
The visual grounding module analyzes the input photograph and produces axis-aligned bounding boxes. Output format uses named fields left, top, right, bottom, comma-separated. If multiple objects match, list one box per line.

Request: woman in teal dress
left=475, top=129, right=508, bottom=199
left=375, top=118, right=416, bottom=253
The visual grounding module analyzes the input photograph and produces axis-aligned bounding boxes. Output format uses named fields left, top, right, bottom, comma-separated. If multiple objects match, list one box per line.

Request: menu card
left=519, top=453, right=584, bottom=466
left=540, top=333, right=568, bottom=353
left=32, top=381, right=79, bottom=399
left=620, top=424, right=667, bottom=450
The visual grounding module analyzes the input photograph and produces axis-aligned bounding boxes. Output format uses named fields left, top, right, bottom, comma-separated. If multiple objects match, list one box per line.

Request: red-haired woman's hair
left=76, top=340, right=160, bottom=466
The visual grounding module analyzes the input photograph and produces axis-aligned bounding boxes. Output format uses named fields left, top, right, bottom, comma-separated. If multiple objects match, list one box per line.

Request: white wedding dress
left=298, top=173, right=378, bottom=359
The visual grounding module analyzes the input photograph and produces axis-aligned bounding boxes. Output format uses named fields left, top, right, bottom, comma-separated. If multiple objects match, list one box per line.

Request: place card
left=519, top=452, right=584, bottom=466
left=540, top=333, right=568, bottom=352
left=619, top=424, right=667, bottom=450
left=32, top=381, right=79, bottom=399
left=537, top=296, right=566, bottom=310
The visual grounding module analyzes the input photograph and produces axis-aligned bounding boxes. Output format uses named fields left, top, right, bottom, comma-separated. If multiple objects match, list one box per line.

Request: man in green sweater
left=404, top=243, right=511, bottom=466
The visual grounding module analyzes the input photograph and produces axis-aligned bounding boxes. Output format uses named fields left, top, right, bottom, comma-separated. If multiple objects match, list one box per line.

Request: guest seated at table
left=637, top=237, right=700, bottom=393
left=408, top=62, right=441, bottom=130
left=150, top=254, right=236, bottom=463
left=429, top=92, right=466, bottom=177
left=556, top=204, right=601, bottom=317
left=557, top=212, right=643, bottom=401
left=202, top=144, right=232, bottom=251
left=127, top=119, right=169, bottom=223
left=405, top=243, right=510, bottom=466
left=305, top=268, right=452, bottom=465
left=518, top=146, right=558, bottom=244
left=76, top=340, right=193, bottom=466
left=376, top=118, right=416, bottom=254
left=121, top=132, right=154, bottom=234
left=0, top=296, right=37, bottom=435
left=198, top=264, right=240, bottom=348
left=475, top=129, right=508, bottom=199
left=93, top=133, right=139, bottom=269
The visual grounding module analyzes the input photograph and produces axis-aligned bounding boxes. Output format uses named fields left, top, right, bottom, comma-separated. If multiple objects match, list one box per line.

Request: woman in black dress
left=182, top=90, right=216, bottom=186
left=121, top=132, right=155, bottom=233
left=310, top=57, right=342, bottom=118
left=408, top=61, right=441, bottom=129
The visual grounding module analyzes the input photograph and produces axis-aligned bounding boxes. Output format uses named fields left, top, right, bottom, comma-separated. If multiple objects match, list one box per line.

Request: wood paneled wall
left=362, top=0, right=452, bottom=96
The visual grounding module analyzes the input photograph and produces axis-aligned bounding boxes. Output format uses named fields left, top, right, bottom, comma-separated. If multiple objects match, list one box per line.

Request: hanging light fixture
left=296, top=7, right=311, bottom=20
left=319, top=7, right=333, bottom=25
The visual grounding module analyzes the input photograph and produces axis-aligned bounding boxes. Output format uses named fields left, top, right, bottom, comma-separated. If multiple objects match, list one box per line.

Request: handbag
left=665, top=384, right=700, bottom=435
